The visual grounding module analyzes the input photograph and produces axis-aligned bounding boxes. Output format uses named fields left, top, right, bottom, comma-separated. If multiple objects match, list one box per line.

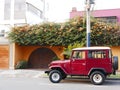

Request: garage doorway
left=0, top=45, right=9, bottom=69
left=28, top=47, right=57, bottom=68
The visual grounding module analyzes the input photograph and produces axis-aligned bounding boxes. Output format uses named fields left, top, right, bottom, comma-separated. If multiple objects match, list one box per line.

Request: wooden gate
left=0, top=45, right=9, bottom=69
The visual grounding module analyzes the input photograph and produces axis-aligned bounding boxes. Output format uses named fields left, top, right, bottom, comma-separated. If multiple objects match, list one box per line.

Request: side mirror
left=64, top=54, right=70, bottom=59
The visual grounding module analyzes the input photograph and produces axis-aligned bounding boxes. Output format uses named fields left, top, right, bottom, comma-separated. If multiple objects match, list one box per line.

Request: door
left=0, top=45, right=9, bottom=69
left=28, top=48, right=57, bottom=68
left=71, top=50, right=86, bottom=75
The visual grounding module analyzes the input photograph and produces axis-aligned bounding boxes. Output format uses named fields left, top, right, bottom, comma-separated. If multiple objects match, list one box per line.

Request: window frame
left=88, top=50, right=107, bottom=59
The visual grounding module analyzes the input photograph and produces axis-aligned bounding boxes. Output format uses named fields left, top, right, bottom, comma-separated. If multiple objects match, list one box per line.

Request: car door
left=71, top=50, right=86, bottom=75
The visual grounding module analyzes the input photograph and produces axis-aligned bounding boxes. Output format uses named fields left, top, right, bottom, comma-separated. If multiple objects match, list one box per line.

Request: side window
left=109, top=50, right=112, bottom=58
left=72, top=51, right=85, bottom=59
left=88, top=50, right=106, bottom=59
left=72, top=51, right=79, bottom=58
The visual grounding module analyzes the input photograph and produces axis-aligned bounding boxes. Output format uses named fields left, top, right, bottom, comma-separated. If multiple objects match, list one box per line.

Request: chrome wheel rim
left=93, top=74, right=102, bottom=83
left=51, top=73, right=60, bottom=81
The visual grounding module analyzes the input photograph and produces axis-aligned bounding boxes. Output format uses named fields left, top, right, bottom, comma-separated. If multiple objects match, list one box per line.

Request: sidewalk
left=0, top=69, right=46, bottom=78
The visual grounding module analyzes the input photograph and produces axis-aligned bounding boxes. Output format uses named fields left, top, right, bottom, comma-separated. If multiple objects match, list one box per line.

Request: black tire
left=90, top=71, right=105, bottom=85
left=62, top=74, right=67, bottom=79
left=49, top=70, right=62, bottom=83
left=113, top=56, right=118, bottom=70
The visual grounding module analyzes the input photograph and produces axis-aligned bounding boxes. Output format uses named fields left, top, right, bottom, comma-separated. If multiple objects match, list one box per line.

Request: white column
left=10, top=0, right=14, bottom=27
left=9, top=43, right=15, bottom=69
left=9, top=0, right=15, bottom=69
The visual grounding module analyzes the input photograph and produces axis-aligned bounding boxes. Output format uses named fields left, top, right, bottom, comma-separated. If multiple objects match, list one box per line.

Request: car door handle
left=82, top=63, right=86, bottom=65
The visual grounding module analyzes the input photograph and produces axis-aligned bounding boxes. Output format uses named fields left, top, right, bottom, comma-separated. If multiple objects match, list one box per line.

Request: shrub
left=63, top=42, right=84, bottom=59
left=8, top=17, right=85, bottom=46
left=8, top=16, right=120, bottom=46
left=15, top=60, right=28, bottom=69
left=52, top=56, right=60, bottom=61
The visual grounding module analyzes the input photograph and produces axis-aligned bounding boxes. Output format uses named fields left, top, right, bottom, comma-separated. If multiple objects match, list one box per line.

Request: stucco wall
left=15, top=44, right=64, bottom=65
left=14, top=44, right=120, bottom=70
left=111, top=46, right=120, bottom=70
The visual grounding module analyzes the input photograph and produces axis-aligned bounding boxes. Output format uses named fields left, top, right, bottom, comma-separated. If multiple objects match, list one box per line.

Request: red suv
left=45, top=47, right=118, bottom=85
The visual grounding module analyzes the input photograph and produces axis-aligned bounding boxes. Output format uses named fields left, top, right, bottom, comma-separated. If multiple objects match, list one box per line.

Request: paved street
left=0, top=70, right=120, bottom=90
left=0, top=76, right=120, bottom=90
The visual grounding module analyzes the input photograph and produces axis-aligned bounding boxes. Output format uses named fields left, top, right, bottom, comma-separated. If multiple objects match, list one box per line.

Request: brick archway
left=28, top=47, right=57, bottom=68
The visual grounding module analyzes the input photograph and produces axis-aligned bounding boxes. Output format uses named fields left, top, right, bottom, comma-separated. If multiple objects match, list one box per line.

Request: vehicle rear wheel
left=49, top=70, right=62, bottom=83
left=90, top=71, right=105, bottom=85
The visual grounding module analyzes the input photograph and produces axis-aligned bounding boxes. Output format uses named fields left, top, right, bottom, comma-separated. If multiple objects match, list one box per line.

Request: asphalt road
left=0, top=77, right=120, bottom=90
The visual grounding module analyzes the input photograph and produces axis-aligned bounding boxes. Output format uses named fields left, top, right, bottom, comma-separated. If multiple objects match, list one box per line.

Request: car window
left=109, top=50, right=112, bottom=58
left=88, top=50, right=106, bottom=59
left=72, top=51, right=85, bottom=59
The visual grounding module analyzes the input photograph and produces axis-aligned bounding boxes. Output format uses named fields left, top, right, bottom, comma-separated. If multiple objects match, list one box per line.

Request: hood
left=49, top=60, right=70, bottom=66
left=51, top=60, right=70, bottom=63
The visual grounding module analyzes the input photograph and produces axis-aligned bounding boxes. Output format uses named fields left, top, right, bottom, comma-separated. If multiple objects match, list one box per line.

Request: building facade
left=0, top=0, right=46, bottom=26
left=0, top=0, right=47, bottom=69
left=70, top=7, right=120, bottom=24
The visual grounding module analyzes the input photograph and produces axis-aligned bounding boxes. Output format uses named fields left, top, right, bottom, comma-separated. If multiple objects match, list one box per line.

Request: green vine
left=8, top=17, right=86, bottom=46
left=8, top=17, right=120, bottom=46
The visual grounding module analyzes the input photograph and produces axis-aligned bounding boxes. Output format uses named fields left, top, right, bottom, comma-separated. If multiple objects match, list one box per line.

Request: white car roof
left=72, top=47, right=111, bottom=51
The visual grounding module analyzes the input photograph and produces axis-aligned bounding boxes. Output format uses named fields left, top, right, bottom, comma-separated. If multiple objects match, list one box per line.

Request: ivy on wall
left=91, top=22, right=120, bottom=46
left=8, top=17, right=120, bottom=46
left=8, top=17, right=86, bottom=46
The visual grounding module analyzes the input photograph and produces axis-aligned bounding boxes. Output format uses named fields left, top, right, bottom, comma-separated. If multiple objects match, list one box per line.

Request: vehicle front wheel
left=90, top=71, right=105, bottom=85
left=62, top=74, right=67, bottom=79
left=49, top=70, right=62, bottom=83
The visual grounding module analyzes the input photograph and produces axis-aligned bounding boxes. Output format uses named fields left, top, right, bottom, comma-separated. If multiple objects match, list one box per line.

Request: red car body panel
left=49, top=47, right=113, bottom=76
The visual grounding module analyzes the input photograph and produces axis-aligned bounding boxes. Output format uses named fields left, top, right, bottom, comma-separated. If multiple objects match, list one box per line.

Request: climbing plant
left=8, top=17, right=86, bottom=46
left=91, top=22, right=120, bottom=46
left=8, top=16, right=120, bottom=46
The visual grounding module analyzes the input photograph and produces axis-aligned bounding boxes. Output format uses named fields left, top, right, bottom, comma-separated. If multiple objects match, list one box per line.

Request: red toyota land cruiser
left=45, top=47, right=118, bottom=85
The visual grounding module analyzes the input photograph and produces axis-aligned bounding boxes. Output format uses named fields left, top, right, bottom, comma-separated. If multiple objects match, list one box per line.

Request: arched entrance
left=28, top=47, right=57, bottom=68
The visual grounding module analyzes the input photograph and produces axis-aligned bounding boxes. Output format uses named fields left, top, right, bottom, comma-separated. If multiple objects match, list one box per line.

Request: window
left=0, top=30, right=5, bottom=37
left=4, top=0, right=11, bottom=20
left=14, top=0, right=26, bottom=19
left=96, top=16, right=117, bottom=24
left=88, top=50, right=106, bottom=59
left=26, top=3, right=43, bottom=19
left=109, top=50, right=112, bottom=58
left=72, top=51, right=85, bottom=59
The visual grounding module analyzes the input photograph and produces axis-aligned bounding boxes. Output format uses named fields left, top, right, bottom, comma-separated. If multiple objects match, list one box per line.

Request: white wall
left=26, top=12, right=43, bottom=24
left=0, top=0, right=4, bottom=23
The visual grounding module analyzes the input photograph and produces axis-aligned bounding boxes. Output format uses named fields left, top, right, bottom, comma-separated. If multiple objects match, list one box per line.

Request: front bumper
left=44, top=70, right=51, bottom=75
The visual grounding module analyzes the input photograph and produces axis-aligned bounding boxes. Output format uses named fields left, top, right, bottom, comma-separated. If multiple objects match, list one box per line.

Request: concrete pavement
left=0, top=69, right=46, bottom=78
